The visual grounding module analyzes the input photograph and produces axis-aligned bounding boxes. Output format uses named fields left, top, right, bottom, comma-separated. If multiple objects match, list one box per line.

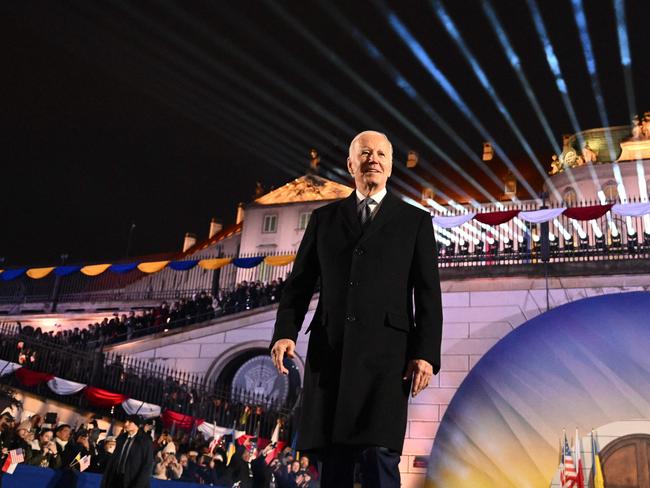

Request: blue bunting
left=109, top=263, right=139, bottom=274
left=168, top=260, right=200, bottom=271
left=232, top=256, right=265, bottom=268
left=1, top=268, right=27, bottom=281
left=54, top=265, right=83, bottom=277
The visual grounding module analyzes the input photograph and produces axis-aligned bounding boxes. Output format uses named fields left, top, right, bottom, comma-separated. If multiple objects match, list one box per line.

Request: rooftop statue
left=582, top=142, right=597, bottom=163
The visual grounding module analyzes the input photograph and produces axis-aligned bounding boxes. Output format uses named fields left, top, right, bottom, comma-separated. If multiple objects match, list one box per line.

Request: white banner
left=121, top=399, right=161, bottom=419
left=47, top=377, right=86, bottom=395
left=612, top=202, right=650, bottom=217
left=518, top=208, right=566, bottom=224
left=432, top=213, right=476, bottom=229
left=0, top=361, right=21, bottom=377
left=197, top=421, right=246, bottom=440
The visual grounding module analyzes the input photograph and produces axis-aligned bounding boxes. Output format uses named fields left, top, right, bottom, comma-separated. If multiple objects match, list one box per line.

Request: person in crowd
left=229, top=443, right=255, bottom=488
left=11, top=421, right=34, bottom=463
left=28, top=429, right=61, bottom=469
left=90, top=435, right=116, bottom=474
left=53, top=424, right=76, bottom=467
left=101, top=415, right=153, bottom=488
left=299, top=454, right=319, bottom=482
left=153, top=446, right=182, bottom=481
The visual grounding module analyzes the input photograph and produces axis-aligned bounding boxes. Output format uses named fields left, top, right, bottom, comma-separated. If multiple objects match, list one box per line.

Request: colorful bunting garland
left=2, top=254, right=297, bottom=282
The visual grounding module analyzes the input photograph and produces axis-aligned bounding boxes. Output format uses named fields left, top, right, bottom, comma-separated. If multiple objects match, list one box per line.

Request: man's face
left=291, top=460, right=300, bottom=473
left=300, top=456, right=309, bottom=469
left=56, top=426, right=71, bottom=441
left=347, top=132, right=393, bottom=193
left=124, top=420, right=139, bottom=435
left=105, top=441, right=116, bottom=453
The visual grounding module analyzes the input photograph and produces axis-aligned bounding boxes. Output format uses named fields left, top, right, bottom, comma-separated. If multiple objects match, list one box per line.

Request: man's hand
left=403, top=359, right=433, bottom=397
left=271, top=339, right=296, bottom=375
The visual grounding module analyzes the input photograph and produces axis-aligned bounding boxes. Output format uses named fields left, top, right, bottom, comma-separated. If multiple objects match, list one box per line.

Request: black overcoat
left=101, top=430, right=153, bottom=488
left=271, top=189, right=443, bottom=453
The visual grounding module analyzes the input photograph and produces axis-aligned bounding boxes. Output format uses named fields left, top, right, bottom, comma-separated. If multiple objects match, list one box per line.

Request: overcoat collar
left=340, top=188, right=401, bottom=245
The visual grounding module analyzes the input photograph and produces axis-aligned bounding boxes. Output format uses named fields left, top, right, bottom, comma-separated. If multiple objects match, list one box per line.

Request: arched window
left=602, top=180, right=618, bottom=201
left=563, top=187, right=577, bottom=205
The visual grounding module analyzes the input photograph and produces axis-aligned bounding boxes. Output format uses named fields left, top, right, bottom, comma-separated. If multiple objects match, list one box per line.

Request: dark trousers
left=320, top=445, right=400, bottom=488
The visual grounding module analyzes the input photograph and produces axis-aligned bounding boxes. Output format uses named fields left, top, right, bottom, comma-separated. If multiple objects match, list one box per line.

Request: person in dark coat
left=271, top=131, right=443, bottom=488
left=101, top=416, right=154, bottom=488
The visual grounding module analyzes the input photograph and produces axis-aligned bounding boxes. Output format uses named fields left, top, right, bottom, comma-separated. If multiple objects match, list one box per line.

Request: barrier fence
left=0, top=323, right=294, bottom=441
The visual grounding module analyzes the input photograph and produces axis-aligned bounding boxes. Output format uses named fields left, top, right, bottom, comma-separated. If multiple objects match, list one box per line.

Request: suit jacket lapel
left=340, top=191, right=362, bottom=239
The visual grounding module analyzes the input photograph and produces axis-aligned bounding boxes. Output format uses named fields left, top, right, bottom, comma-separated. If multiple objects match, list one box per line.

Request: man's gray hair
left=348, top=130, right=393, bottom=160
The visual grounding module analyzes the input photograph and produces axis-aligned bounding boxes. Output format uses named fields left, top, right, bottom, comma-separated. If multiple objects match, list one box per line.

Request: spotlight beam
left=378, top=2, right=540, bottom=202
left=121, top=0, right=463, bottom=204
left=212, top=2, right=481, bottom=204
left=481, top=0, right=584, bottom=200
left=263, top=0, right=504, bottom=204
left=570, top=0, right=617, bottom=163
left=613, top=0, right=637, bottom=121
left=318, top=0, right=507, bottom=203
left=431, top=0, right=560, bottom=201
left=526, top=0, right=601, bottom=192
left=103, top=0, right=349, bottom=155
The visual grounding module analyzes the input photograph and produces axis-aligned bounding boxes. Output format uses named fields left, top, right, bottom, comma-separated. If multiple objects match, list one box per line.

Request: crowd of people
left=0, top=409, right=318, bottom=487
left=15, top=279, right=286, bottom=349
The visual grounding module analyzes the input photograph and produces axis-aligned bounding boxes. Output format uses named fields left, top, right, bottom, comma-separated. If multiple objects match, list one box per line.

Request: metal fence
left=434, top=198, right=650, bottom=268
left=0, top=323, right=294, bottom=440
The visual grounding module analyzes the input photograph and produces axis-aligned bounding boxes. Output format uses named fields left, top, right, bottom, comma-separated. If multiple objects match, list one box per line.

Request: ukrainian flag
left=590, top=431, right=604, bottom=488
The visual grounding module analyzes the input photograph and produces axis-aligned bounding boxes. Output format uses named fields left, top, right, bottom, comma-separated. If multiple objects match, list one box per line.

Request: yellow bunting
left=198, top=258, right=232, bottom=270
left=264, top=254, right=296, bottom=266
left=26, top=267, right=55, bottom=279
left=137, top=261, right=170, bottom=274
left=80, top=264, right=112, bottom=276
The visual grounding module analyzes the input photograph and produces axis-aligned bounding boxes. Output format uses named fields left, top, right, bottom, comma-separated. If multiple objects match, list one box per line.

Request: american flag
left=561, top=435, right=579, bottom=488
left=8, top=449, right=24, bottom=464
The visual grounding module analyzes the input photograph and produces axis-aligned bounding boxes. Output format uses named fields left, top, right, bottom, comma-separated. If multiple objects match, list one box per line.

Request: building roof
left=252, top=174, right=354, bottom=206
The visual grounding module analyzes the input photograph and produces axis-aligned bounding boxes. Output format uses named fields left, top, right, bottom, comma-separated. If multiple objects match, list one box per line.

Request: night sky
left=2, top=0, right=648, bottom=267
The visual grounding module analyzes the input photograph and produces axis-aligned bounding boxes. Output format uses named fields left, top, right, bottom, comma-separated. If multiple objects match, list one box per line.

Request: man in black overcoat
left=271, top=131, right=443, bottom=487
left=101, top=415, right=154, bottom=488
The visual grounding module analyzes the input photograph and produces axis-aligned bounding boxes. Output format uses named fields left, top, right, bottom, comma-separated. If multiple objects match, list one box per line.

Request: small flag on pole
left=591, top=431, right=604, bottom=488
left=561, top=432, right=579, bottom=487
left=574, top=429, right=585, bottom=488
left=2, top=448, right=24, bottom=474
left=78, top=454, right=91, bottom=472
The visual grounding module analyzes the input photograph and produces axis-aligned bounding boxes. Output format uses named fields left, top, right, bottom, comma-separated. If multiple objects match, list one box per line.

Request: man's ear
left=347, top=157, right=354, bottom=175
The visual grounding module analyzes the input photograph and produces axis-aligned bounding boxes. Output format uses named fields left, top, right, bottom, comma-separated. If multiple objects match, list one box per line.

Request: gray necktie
left=359, top=197, right=375, bottom=227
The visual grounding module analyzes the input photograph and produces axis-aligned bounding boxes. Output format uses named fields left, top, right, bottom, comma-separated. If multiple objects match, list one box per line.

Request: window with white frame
left=298, top=211, right=311, bottom=230
left=262, top=214, right=278, bottom=233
